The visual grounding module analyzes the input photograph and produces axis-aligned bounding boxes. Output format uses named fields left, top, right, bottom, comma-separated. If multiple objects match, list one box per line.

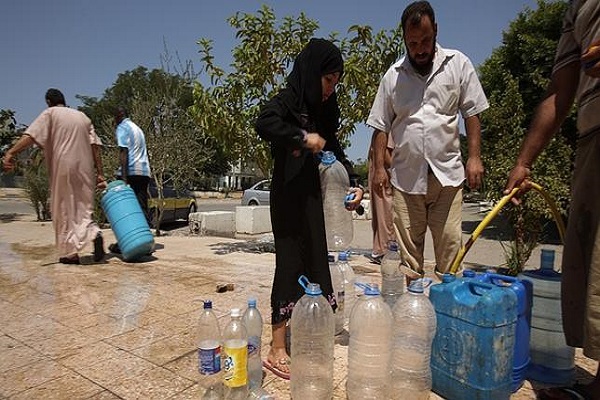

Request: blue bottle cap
left=328, top=254, right=335, bottom=263
left=203, top=300, right=213, bottom=309
left=463, top=270, right=476, bottom=278
left=408, top=278, right=432, bottom=293
left=298, top=275, right=323, bottom=295
left=320, top=150, right=337, bottom=166
left=338, top=251, right=348, bottom=261
left=247, top=298, right=257, bottom=308
left=388, top=241, right=399, bottom=252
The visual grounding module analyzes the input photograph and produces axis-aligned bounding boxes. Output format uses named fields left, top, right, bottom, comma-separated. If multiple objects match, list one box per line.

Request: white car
left=241, top=180, right=271, bottom=206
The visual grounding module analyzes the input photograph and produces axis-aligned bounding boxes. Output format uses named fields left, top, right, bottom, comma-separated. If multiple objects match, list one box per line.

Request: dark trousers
left=118, top=175, right=150, bottom=222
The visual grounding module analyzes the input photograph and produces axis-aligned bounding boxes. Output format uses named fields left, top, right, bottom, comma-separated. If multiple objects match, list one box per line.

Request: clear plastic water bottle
left=242, top=298, right=263, bottom=391
left=337, top=251, right=356, bottom=324
left=381, top=240, right=404, bottom=309
left=222, top=308, right=248, bottom=400
left=328, top=253, right=345, bottom=335
left=248, top=387, right=276, bottom=399
left=198, top=300, right=223, bottom=400
left=347, top=283, right=392, bottom=399
left=391, top=279, right=437, bottom=399
left=319, top=150, right=354, bottom=252
left=291, top=275, right=335, bottom=400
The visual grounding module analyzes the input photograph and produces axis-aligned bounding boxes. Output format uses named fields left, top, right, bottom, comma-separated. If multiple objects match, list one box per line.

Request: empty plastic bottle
left=290, top=275, right=335, bottom=400
left=347, top=283, right=392, bottom=399
left=381, top=241, right=404, bottom=309
left=319, top=150, right=354, bottom=252
left=222, top=308, right=248, bottom=400
left=391, top=279, right=437, bottom=399
left=248, top=387, right=276, bottom=399
left=329, top=253, right=345, bottom=335
left=198, top=300, right=223, bottom=400
left=337, top=251, right=357, bottom=324
left=242, top=298, right=263, bottom=391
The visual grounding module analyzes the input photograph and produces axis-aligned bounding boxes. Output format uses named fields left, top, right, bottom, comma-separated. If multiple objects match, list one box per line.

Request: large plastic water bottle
left=198, top=300, right=223, bottom=400
left=381, top=241, right=404, bottom=309
left=347, top=283, right=392, bottom=399
left=290, top=275, right=335, bottom=400
left=337, top=251, right=356, bottom=324
left=391, top=279, right=437, bottom=399
left=242, top=298, right=263, bottom=391
left=519, top=249, right=575, bottom=385
left=319, top=151, right=354, bottom=252
left=222, top=308, right=248, bottom=400
left=328, top=253, right=345, bottom=335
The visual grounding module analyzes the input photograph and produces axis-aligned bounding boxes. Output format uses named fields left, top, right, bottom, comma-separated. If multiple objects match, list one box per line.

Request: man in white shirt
left=367, top=0, right=489, bottom=279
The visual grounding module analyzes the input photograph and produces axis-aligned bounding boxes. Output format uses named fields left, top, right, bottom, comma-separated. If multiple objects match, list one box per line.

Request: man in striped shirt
left=109, top=107, right=152, bottom=254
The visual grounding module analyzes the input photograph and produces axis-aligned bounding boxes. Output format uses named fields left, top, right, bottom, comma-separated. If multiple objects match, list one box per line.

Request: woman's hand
left=304, top=132, right=326, bottom=154
left=344, top=187, right=364, bottom=211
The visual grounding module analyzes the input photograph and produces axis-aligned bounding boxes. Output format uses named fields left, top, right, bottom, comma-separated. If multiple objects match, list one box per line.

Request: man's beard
left=407, top=43, right=435, bottom=75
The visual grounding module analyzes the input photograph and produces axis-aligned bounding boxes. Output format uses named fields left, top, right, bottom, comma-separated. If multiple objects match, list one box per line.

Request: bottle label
left=198, top=341, right=221, bottom=375
left=223, top=340, right=248, bottom=387
left=247, top=335, right=260, bottom=357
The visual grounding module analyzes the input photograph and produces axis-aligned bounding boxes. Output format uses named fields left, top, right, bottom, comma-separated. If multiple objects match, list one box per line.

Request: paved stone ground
left=0, top=189, right=597, bottom=399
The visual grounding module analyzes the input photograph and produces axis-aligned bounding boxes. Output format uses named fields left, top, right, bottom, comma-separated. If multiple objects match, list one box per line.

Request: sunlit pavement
left=0, top=192, right=597, bottom=399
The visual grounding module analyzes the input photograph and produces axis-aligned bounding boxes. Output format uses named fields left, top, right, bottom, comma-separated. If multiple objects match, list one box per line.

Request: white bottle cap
left=230, top=308, right=241, bottom=317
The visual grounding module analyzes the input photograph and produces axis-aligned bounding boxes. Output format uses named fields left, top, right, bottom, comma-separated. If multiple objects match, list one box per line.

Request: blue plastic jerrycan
left=476, top=273, right=533, bottom=393
left=430, top=276, right=517, bottom=400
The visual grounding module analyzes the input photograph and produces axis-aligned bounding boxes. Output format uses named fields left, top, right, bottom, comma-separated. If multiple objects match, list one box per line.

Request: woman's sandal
left=262, top=357, right=291, bottom=380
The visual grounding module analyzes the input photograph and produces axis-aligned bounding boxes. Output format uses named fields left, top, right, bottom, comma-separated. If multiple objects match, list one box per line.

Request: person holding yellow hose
left=504, top=1, right=600, bottom=398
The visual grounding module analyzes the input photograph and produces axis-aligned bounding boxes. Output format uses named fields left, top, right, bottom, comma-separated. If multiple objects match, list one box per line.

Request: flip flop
left=364, top=253, right=383, bottom=265
left=263, top=358, right=290, bottom=380
left=537, top=384, right=592, bottom=400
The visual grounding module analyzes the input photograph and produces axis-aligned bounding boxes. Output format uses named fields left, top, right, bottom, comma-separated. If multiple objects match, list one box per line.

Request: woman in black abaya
left=255, top=38, right=363, bottom=379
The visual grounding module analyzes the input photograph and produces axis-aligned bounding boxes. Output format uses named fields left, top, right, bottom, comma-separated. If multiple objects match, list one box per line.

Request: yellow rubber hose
left=449, top=182, right=566, bottom=275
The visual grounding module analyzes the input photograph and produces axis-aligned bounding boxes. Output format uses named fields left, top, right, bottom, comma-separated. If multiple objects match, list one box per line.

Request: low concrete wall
left=235, top=206, right=271, bottom=234
left=189, top=211, right=236, bottom=238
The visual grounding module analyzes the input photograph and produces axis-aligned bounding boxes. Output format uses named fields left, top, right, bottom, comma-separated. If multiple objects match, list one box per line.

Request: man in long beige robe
left=2, top=88, right=107, bottom=264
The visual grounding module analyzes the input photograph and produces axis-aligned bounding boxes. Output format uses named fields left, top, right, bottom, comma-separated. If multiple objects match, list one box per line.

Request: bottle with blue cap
left=519, top=248, right=575, bottom=385
left=328, top=253, right=345, bottom=335
left=242, top=298, right=263, bottom=391
left=347, top=283, right=393, bottom=399
left=381, top=240, right=404, bottom=309
left=318, top=150, right=354, bottom=252
left=391, top=278, right=437, bottom=399
left=198, top=299, right=223, bottom=399
left=290, top=275, right=335, bottom=399
left=337, top=251, right=356, bottom=323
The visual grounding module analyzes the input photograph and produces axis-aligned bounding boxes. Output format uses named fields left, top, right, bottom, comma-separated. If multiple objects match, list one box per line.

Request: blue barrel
left=430, top=277, right=517, bottom=400
left=518, top=249, right=575, bottom=385
left=101, top=180, right=154, bottom=261
left=478, top=273, right=532, bottom=392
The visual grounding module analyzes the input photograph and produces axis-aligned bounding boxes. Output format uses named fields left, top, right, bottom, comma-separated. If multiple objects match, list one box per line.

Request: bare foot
left=266, top=346, right=290, bottom=375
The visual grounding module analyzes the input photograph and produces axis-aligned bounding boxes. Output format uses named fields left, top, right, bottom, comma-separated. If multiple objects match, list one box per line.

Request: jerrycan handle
left=485, top=273, right=518, bottom=287
left=467, top=281, right=495, bottom=297
left=298, top=275, right=310, bottom=291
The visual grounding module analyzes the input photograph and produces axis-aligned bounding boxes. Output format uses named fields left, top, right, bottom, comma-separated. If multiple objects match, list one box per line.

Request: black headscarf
left=281, top=38, right=344, bottom=135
